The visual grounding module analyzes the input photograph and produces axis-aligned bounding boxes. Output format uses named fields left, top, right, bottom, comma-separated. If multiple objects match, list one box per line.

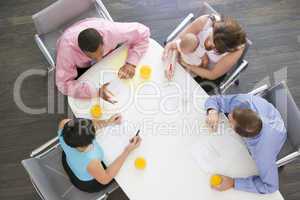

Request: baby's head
left=179, top=33, right=198, bottom=54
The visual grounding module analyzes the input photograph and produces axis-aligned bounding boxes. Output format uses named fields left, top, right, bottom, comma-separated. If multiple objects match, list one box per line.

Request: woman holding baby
left=163, top=14, right=247, bottom=93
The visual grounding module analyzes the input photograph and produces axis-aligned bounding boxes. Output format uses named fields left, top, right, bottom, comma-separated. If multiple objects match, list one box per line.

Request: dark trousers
left=61, top=151, right=108, bottom=193
left=194, top=74, right=226, bottom=94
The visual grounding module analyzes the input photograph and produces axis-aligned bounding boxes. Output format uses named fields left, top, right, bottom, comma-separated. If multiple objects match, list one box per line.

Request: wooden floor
left=0, top=0, right=300, bottom=199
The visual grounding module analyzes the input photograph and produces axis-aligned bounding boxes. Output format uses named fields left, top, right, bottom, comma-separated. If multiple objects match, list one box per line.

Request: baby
left=176, top=33, right=209, bottom=70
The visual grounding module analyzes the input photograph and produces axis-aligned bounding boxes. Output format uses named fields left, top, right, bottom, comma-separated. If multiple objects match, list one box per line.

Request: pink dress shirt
left=56, top=18, right=150, bottom=98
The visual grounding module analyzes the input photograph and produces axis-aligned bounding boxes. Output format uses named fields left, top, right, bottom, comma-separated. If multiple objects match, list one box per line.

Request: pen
left=135, top=129, right=140, bottom=136
left=130, top=129, right=140, bottom=143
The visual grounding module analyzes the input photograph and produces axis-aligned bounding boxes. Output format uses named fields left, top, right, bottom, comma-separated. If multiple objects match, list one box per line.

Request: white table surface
left=68, top=39, right=284, bottom=200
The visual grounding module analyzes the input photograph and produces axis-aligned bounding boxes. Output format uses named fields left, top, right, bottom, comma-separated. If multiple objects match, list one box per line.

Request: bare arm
left=163, top=15, right=210, bottom=59
left=58, top=119, right=71, bottom=129
left=186, top=48, right=244, bottom=80
left=87, top=136, right=141, bottom=185
left=92, top=114, right=122, bottom=134
left=177, top=15, right=210, bottom=38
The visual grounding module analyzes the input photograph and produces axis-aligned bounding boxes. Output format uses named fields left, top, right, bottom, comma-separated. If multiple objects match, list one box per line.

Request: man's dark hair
left=62, top=118, right=95, bottom=148
left=78, top=28, right=103, bottom=52
left=232, top=108, right=262, bottom=138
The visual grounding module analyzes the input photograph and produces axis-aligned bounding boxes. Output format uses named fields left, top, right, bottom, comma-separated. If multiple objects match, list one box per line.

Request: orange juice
left=90, top=104, right=102, bottom=118
left=140, top=65, right=152, bottom=79
left=210, top=175, right=222, bottom=187
left=135, top=157, right=147, bottom=170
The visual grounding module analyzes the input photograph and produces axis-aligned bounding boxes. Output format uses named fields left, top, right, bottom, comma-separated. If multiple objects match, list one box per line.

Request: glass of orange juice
left=90, top=104, right=102, bottom=118
left=140, top=65, right=152, bottom=80
left=210, top=174, right=222, bottom=187
left=135, top=157, right=147, bottom=170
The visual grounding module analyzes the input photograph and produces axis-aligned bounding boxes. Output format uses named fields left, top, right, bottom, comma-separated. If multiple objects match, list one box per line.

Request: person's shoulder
left=194, top=15, right=210, bottom=25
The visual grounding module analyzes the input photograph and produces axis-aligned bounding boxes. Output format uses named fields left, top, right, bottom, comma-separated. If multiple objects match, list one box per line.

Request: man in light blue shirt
left=205, top=94, right=287, bottom=194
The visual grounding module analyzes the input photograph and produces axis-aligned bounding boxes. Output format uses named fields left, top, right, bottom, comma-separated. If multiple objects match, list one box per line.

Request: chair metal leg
left=276, top=150, right=300, bottom=167
left=34, top=34, right=56, bottom=70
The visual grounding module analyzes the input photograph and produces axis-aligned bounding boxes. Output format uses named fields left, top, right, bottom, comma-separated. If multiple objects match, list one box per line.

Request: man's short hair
left=78, top=28, right=103, bottom=53
left=62, top=118, right=95, bottom=148
left=232, top=108, right=262, bottom=138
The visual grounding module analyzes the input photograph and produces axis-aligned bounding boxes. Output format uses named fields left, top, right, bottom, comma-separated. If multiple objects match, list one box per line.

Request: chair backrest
left=21, top=146, right=104, bottom=200
left=32, top=0, right=96, bottom=35
left=261, top=82, right=300, bottom=149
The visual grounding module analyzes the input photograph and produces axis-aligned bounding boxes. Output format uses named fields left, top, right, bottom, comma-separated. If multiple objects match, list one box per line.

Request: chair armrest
left=34, top=34, right=55, bottom=71
left=95, top=0, right=113, bottom=21
left=219, top=60, right=248, bottom=93
left=30, top=136, right=59, bottom=158
left=248, top=84, right=269, bottom=96
left=164, top=13, right=194, bottom=45
left=276, top=149, right=300, bottom=167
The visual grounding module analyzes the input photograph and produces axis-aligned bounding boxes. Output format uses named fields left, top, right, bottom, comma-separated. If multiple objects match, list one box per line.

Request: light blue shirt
left=205, top=94, right=287, bottom=194
left=58, top=130, right=104, bottom=181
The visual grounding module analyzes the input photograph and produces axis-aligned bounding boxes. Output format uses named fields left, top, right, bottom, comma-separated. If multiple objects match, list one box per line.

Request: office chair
left=249, top=81, right=300, bottom=167
left=32, top=0, right=113, bottom=72
left=21, top=137, right=119, bottom=200
left=164, top=1, right=252, bottom=94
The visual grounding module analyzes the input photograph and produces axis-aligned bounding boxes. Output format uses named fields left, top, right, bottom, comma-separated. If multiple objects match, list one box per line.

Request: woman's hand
left=107, top=114, right=122, bottom=125
left=162, top=41, right=177, bottom=61
left=125, top=136, right=142, bottom=153
left=59, top=119, right=71, bottom=129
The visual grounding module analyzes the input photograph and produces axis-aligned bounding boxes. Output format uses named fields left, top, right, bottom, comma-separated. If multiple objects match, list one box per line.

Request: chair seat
left=22, top=146, right=118, bottom=200
left=39, top=5, right=105, bottom=64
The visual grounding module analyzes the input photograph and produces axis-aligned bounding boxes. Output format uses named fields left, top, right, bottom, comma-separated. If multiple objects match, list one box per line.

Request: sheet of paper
left=190, top=140, right=222, bottom=174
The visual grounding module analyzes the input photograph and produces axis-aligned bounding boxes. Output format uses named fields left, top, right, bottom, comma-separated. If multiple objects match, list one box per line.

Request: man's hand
left=99, top=82, right=117, bottom=104
left=206, top=109, right=219, bottom=132
left=107, top=114, right=122, bottom=125
left=211, top=175, right=234, bottom=191
left=118, top=63, right=136, bottom=79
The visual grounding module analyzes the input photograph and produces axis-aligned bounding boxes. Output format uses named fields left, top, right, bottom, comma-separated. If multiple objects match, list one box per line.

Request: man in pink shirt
left=56, top=18, right=150, bottom=101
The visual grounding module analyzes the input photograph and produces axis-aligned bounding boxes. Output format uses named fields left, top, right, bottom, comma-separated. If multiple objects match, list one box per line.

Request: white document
left=190, top=139, right=222, bottom=174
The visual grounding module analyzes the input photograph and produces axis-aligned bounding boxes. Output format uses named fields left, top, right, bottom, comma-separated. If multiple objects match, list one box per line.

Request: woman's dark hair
left=232, top=108, right=262, bottom=138
left=78, top=28, right=103, bottom=53
left=62, top=118, right=95, bottom=148
left=213, top=16, right=246, bottom=54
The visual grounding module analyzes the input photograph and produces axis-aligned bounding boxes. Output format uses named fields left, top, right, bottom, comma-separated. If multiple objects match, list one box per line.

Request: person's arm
left=205, top=94, right=248, bottom=113
left=87, top=136, right=141, bottom=184
left=200, top=53, right=209, bottom=68
left=234, top=158, right=279, bottom=194
left=110, top=21, right=150, bottom=66
left=56, top=45, right=98, bottom=98
left=186, top=48, right=244, bottom=80
left=178, top=15, right=210, bottom=38
left=163, top=15, right=209, bottom=59
left=58, top=119, right=72, bottom=129
left=92, top=114, right=122, bottom=133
